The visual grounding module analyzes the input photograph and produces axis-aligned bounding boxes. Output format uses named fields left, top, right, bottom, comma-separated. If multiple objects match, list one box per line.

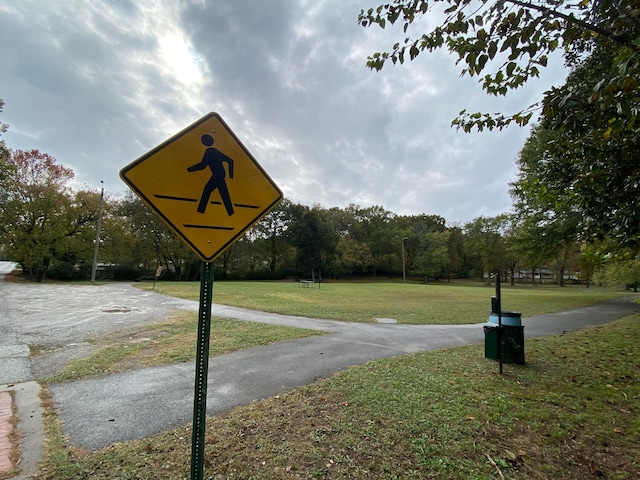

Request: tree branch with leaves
left=359, top=0, right=640, bottom=131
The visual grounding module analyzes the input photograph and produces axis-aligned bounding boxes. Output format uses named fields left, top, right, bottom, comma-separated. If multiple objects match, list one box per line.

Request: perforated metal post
left=191, top=261, right=214, bottom=480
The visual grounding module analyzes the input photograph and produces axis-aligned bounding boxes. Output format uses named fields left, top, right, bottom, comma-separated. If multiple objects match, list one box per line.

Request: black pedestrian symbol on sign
left=187, top=134, right=235, bottom=215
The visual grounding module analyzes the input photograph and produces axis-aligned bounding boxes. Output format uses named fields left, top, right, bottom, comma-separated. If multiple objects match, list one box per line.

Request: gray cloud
left=0, top=0, right=567, bottom=224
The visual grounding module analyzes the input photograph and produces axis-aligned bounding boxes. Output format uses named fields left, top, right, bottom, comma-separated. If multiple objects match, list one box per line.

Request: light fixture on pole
left=91, top=181, right=104, bottom=283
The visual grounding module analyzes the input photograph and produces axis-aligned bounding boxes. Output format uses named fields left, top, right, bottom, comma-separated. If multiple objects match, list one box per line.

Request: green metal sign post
left=119, top=112, right=282, bottom=480
left=191, top=261, right=215, bottom=480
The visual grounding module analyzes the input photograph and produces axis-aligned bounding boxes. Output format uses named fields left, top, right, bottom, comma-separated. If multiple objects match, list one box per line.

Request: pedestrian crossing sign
left=120, top=112, right=283, bottom=262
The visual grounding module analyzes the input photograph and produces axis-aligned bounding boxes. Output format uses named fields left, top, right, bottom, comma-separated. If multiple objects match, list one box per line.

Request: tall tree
left=54, top=189, right=103, bottom=268
left=0, top=149, right=94, bottom=280
left=603, top=254, right=640, bottom=292
left=406, top=214, right=447, bottom=282
left=117, top=194, right=196, bottom=278
left=446, top=224, right=469, bottom=280
left=345, top=204, right=396, bottom=275
left=510, top=125, right=583, bottom=284
left=464, top=215, right=510, bottom=281
left=98, top=202, right=139, bottom=267
left=534, top=46, right=640, bottom=247
left=287, top=203, right=338, bottom=278
left=335, top=236, right=374, bottom=276
left=0, top=100, right=11, bottom=226
left=411, top=230, right=451, bottom=283
left=250, top=198, right=294, bottom=274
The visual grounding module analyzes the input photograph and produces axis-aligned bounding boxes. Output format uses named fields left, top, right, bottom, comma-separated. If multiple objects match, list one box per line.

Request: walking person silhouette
left=187, top=134, right=235, bottom=215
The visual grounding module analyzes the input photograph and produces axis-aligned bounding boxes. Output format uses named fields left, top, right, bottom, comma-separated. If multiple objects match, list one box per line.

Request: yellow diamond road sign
left=120, top=112, right=283, bottom=262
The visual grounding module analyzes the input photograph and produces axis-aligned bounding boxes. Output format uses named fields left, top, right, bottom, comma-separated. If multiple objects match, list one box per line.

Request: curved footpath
left=50, top=296, right=640, bottom=451
left=0, top=273, right=638, bottom=478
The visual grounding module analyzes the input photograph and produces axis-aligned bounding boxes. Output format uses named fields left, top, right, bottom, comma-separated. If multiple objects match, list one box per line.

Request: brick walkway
left=0, top=390, right=13, bottom=475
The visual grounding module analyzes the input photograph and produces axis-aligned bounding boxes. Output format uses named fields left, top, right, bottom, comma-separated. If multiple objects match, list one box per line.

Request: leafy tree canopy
left=513, top=42, right=640, bottom=247
left=359, top=0, right=640, bottom=132
left=0, top=149, right=90, bottom=280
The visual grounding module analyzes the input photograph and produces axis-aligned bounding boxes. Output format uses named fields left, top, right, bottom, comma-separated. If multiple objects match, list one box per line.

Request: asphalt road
left=1, top=269, right=638, bottom=451
left=0, top=274, right=199, bottom=382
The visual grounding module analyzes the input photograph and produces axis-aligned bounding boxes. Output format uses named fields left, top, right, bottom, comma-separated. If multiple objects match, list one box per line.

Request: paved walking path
left=50, top=295, right=639, bottom=451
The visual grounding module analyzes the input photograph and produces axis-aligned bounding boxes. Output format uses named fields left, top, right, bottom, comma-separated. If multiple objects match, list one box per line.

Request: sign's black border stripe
left=183, top=224, right=235, bottom=231
left=154, top=194, right=197, bottom=202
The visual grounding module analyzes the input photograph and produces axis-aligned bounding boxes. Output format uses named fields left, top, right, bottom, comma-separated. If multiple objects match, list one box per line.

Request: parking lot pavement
left=0, top=279, right=201, bottom=380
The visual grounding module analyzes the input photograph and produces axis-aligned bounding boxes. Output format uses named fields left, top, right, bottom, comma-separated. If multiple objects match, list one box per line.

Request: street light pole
left=91, top=181, right=104, bottom=283
left=401, top=237, right=407, bottom=284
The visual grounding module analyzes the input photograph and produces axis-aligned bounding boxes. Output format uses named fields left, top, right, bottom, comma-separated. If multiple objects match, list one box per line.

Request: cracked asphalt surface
left=0, top=278, right=199, bottom=381
left=1, top=269, right=638, bottom=451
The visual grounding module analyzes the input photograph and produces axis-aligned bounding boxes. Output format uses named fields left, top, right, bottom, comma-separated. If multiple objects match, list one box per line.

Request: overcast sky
left=0, top=0, right=567, bottom=225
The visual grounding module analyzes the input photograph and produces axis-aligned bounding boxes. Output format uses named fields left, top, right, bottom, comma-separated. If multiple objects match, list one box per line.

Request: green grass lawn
left=38, top=312, right=640, bottom=480
left=142, top=280, right=631, bottom=324
left=32, top=279, right=639, bottom=480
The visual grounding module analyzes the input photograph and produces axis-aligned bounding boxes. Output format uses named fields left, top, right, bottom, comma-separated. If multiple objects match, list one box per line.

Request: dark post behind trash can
left=484, top=273, right=525, bottom=367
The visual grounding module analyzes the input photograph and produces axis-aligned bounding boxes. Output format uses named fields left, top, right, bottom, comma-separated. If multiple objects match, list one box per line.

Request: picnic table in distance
left=298, top=280, right=314, bottom=288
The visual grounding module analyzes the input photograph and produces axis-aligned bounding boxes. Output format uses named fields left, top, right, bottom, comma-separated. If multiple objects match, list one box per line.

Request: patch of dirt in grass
left=105, top=327, right=165, bottom=343
left=482, top=420, right=627, bottom=479
left=32, top=325, right=171, bottom=380
left=205, top=390, right=355, bottom=478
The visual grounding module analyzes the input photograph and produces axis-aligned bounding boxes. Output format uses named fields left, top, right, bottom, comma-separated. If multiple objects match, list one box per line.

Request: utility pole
left=402, top=237, right=407, bottom=283
left=91, top=181, right=104, bottom=283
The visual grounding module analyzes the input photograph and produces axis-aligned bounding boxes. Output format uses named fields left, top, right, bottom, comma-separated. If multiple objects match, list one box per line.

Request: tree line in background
left=0, top=111, right=637, bottom=288
left=2, top=0, right=639, bottom=289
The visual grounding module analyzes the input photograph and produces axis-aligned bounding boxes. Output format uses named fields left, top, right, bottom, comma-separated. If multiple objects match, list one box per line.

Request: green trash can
left=484, top=325, right=499, bottom=361
left=488, top=310, right=522, bottom=326
left=484, top=313, right=525, bottom=365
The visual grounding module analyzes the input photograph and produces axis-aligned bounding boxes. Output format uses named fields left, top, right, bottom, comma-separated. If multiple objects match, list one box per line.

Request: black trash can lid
left=498, top=310, right=521, bottom=317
